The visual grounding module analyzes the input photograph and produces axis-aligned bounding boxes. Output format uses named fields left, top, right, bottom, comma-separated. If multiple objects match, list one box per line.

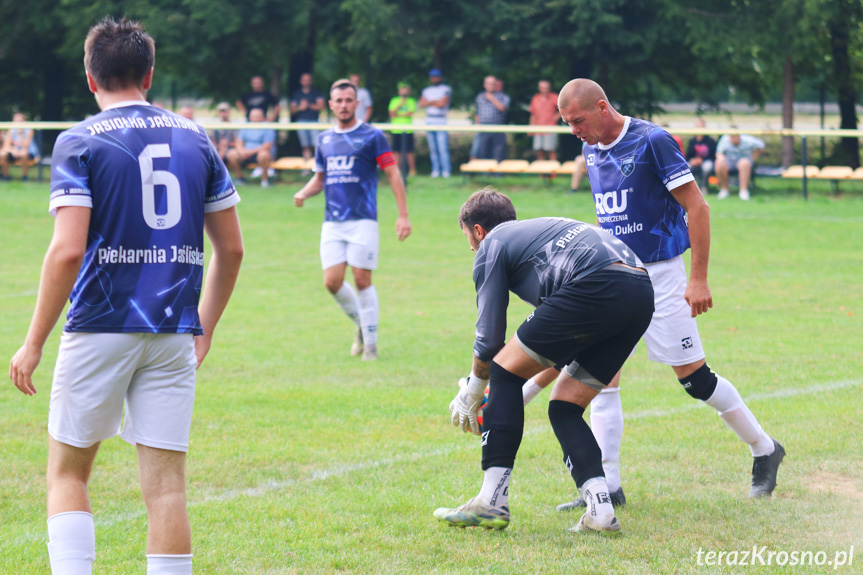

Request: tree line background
left=1, top=0, right=861, bottom=166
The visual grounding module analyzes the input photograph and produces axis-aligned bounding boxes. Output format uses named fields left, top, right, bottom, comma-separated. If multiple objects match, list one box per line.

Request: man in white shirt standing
left=350, top=74, right=374, bottom=123
left=419, top=69, right=452, bottom=178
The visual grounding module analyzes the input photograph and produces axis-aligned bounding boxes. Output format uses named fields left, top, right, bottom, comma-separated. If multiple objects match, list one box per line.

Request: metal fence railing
left=3, top=121, right=862, bottom=199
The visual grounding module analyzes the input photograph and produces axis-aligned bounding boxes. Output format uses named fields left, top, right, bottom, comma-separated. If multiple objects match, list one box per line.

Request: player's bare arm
left=382, top=164, right=411, bottom=241
left=670, top=179, right=712, bottom=317
left=294, top=172, right=325, bottom=207
left=195, top=206, right=244, bottom=369
left=472, top=356, right=491, bottom=381
left=9, top=206, right=90, bottom=395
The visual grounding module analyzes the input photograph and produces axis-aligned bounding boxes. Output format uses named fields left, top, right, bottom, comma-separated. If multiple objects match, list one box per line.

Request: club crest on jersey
left=351, top=139, right=364, bottom=150
left=620, top=156, right=635, bottom=176
left=327, top=155, right=355, bottom=171
left=586, top=154, right=595, bottom=166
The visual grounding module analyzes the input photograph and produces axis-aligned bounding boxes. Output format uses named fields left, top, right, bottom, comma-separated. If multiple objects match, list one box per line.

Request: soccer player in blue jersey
left=294, top=79, right=411, bottom=361
left=8, top=19, right=243, bottom=575
left=546, top=78, right=783, bottom=509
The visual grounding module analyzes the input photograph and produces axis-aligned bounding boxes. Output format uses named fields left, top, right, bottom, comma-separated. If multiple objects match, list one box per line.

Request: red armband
left=376, top=151, right=396, bottom=169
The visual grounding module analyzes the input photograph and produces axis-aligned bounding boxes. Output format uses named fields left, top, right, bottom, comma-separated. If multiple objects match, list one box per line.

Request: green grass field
left=1, top=175, right=861, bottom=574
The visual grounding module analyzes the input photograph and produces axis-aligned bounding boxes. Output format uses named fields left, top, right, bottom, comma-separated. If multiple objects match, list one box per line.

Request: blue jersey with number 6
left=49, top=102, right=240, bottom=334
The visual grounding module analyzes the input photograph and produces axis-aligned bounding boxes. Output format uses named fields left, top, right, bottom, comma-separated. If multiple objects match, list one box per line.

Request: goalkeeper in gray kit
left=434, top=187, right=655, bottom=534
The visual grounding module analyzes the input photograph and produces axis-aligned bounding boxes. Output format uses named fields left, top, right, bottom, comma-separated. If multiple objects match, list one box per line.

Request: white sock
left=478, top=467, right=511, bottom=508
left=358, top=286, right=378, bottom=347
left=581, top=477, right=615, bottom=519
left=47, top=511, right=95, bottom=575
left=522, top=378, right=543, bottom=405
left=590, top=388, right=623, bottom=492
left=332, top=283, right=360, bottom=326
left=705, top=375, right=775, bottom=457
left=146, top=554, right=193, bottom=575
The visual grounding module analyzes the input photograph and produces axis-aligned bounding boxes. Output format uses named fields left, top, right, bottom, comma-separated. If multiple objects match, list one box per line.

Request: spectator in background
left=228, top=107, right=275, bottom=188
left=475, top=75, right=510, bottom=162
left=291, top=72, right=326, bottom=167
left=0, top=112, right=40, bottom=181
left=715, top=129, right=764, bottom=201
left=685, top=117, right=717, bottom=193
left=179, top=105, right=194, bottom=120
left=419, top=68, right=452, bottom=178
left=350, top=74, right=374, bottom=123
left=237, top=75, right=280, bottom=121
left=389, top=82, right=417, bottom=177
left=570, top=154, right=587, bottom=193
left=210, top=102, right=237, bottom=164
left=529, top=79, right=560, bottom=162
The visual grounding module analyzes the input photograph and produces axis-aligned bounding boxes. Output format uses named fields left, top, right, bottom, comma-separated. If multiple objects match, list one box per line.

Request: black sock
left=481, top=361, right=527, bottom=470
left=548, top=399, right=604, bottom=489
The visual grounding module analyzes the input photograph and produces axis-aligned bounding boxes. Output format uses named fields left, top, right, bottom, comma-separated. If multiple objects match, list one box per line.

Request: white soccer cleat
left=739, top=188, right=750, bottom=201
left=571, top=511, right=621, bottom=535
left=433, top=497, right=510, bottom=530
left=362, top=344, right=377, bottom=361
left=569, top=478, right=622, bottom=535
left=717, top=188, right=730, bottom=200
left=250, top=166, right=263, bottom=179
left=350, top=327, right=364, bottom=357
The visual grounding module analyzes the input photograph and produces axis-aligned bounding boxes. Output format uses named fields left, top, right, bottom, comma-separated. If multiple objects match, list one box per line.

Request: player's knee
left=324, top=278, right=342, bottom=294
left=678, top=363, right=718, bottom=401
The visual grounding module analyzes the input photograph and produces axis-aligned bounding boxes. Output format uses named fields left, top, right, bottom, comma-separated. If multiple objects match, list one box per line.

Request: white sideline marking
left=6, top=377, right=859, bottom=546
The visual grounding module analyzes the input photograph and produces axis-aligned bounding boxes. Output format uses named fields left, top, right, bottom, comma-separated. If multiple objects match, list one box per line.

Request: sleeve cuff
left=204, top=192, right=241, bottom=213
left=666, top=172, right=695, bottom=191
left=49, top=196, right=92, bottom=217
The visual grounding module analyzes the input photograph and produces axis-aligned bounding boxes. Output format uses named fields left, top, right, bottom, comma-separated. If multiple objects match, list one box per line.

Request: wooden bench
left=494, top=160, right=530, bottom=174
left=272, top=157, right=313, bottom=171
left=812, top=166, right=854, bottom=193
left=524, top=160, right=561, bottom=175
left=781, top=165, right=820, bottom=179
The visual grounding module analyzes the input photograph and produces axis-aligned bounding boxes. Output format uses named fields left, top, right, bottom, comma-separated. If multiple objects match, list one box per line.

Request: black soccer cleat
left=750, top=438, right=785, bottom=498
left=556, top=486, right=626, bottom=512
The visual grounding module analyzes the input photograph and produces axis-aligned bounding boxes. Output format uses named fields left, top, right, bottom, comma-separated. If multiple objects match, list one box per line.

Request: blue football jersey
left=49, top=102, right=240, bottom=334
left=583, top=117, right=695, bottom=263
left=313, top=122, right=395, bottom=222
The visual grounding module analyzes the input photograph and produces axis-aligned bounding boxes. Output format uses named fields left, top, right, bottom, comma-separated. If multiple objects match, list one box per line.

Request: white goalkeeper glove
left=449, top=372, right=489, bottom=434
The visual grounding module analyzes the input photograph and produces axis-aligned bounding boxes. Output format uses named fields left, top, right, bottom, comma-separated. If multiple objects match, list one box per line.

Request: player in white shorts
left=533, top=79, right=785, bottom=509
left=295, top=79, right=411, bottom=361
left=8, top=18, right=243, bottom=575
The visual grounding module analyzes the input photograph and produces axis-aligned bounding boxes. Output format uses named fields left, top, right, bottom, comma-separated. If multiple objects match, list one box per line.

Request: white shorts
left=320, top=219, right=379, bottom=270
left=48, top=332, right=197, bottom=452
left=640, top=255, right=706, bottom=366
left=532, top=133, right=559, bottom=152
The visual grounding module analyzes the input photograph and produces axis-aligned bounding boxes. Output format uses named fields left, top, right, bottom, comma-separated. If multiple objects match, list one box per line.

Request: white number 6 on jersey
left=139, top=144, right=182, bottom=230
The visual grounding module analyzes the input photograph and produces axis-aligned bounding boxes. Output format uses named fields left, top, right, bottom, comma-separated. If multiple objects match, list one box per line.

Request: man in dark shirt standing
left=433, top=188, right=654, bottom=536
left=236, top=75, right=280, bottom=121
left=291, top=73, right=326, bottom=165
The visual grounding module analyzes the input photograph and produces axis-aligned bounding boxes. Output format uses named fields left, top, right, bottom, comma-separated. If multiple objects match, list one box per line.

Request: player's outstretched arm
left=9, top=207, right=90, bottom=395
left=670, top=180, right=713, bottom=317
left=294, top=172, right=324, bottom=207
left=382, top=164, right=411, bottom=241
left=196, top=206, right=244, bottom=369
